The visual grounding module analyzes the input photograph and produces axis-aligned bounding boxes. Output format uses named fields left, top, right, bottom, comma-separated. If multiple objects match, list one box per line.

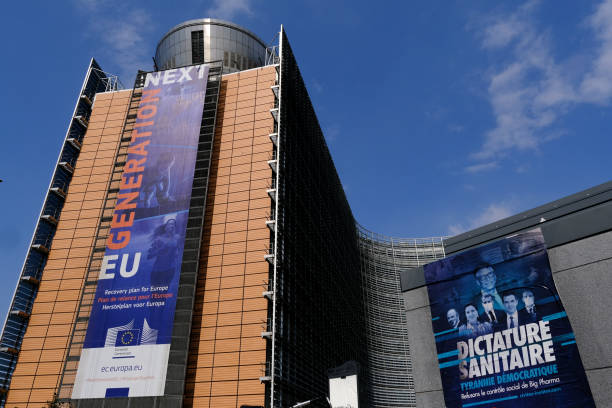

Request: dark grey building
left=401, top=180, right=612, bottom=407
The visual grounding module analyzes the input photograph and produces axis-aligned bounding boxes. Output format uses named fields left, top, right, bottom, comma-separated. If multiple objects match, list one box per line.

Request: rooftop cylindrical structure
left=155, top=18, right=268, bottom=73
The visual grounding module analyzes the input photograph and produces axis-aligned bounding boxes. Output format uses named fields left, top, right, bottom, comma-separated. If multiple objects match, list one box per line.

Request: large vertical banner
left=424, top=229, right=595, bottom=408
left=72, top=65, right=209, bottom=398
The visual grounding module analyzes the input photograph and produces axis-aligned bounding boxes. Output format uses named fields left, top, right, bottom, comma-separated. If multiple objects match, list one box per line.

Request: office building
left=1, top=19, right=428, bottom=407
left=2, top=17, right=609, bottom=408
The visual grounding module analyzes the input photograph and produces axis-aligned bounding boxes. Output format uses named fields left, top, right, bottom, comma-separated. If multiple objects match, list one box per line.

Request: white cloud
left=448, top=124, right=464, bottom=133
left=579, top=0, right=612, bottom=104
left=470, top=0, right=612, bottom=164
left=480, top=0, right=537, bottom=49
left=515, top=164, right=530, bottom=173
left=207, top=0, right=254, bottom=20
left=448, top=202, right=515, bottom=236
left=74, top=0, right=107, bottom=12
left=74, top=1, right=155, bottom=85
left=324, top=124, right=340, bottom=142
left=312, top=79, right=324, bottom=93
left=464, top=161, right=498, bottom=174
left=98, top=10, right=155, bottom=83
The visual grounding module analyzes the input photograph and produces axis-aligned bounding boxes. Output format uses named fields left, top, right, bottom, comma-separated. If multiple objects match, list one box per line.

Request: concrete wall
left=402, top=229, right=612, bottom=407
left=402, top=286, right=445, bottom=407
left=548, top=230, right=612, bottom=408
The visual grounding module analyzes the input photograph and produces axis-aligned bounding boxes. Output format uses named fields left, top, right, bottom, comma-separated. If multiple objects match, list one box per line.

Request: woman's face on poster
left=465, top=305, right=479, bottom=325
left=165, top=219, right=176, bottom=234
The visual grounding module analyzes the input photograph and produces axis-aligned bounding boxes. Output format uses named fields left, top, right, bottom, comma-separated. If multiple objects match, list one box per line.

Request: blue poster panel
left=72, top=64, right=210, bottom=398
left=423, top=229, right=595, bottom=408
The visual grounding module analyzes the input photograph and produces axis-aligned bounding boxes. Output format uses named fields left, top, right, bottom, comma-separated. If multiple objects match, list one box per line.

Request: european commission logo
left=115, top=329, right=141, bottom=347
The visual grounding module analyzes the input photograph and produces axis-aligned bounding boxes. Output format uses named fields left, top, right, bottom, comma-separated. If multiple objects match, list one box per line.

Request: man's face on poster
left=481, top=294, right=494, bottom=312
left=522, top=290, right=535, bottom=307
left=475, top=266, right=497, bottom=291
left=447, top=309, right=459, bottom=328
left=503, top=294, right=518, bottom=314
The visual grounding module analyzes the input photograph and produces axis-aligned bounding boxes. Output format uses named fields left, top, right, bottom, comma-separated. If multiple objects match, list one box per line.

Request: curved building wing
left=359, top=226, right=445, bottom=406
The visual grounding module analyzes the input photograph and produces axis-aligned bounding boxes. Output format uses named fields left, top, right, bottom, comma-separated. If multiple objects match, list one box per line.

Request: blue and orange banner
left=72, top=64, right=209, bottom=398
left=424, top=229, right=595, bottom=407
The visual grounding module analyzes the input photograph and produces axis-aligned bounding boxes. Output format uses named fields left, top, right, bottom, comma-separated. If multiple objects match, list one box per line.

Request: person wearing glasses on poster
left=472, top=264, right=506, bottom=316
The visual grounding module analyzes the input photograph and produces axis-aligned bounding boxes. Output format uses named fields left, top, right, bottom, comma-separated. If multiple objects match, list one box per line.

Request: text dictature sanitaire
left=457, top=320, right=556, bottom=379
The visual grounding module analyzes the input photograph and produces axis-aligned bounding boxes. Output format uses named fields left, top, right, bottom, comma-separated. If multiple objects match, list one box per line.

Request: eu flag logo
left=115, top=329, right=140, bottom=347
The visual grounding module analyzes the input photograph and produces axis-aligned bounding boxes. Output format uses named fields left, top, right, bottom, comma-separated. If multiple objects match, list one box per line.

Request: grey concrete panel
left=552, top=259, right=612, bottom=370
left=405, top=306, right=443, bottom=393
left=402, top=286, right=431, bottom=311
left=542, top=203, right=612, bottom=249
left=548, top=230, right=612, bottom=273
left=585, top=367, right=612, bottom=408
left=401, top=266, right=426, bottom=292
left=445, top=181, right=612, bottom=254
left=415, top=389, right=446, bottom=408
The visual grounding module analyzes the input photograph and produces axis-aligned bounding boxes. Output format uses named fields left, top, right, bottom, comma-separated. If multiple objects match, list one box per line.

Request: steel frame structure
left=268, top=28, right=368, bottom=408
left=358, top=226, right=445, bottom=407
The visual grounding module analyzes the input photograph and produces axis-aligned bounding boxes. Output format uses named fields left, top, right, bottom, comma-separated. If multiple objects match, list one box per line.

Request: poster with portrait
left=424, top=229, right=595, bottom=407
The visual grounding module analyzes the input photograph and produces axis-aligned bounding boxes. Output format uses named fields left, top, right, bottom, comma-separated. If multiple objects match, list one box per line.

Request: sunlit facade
left=0, top=20, right=447, bottom=408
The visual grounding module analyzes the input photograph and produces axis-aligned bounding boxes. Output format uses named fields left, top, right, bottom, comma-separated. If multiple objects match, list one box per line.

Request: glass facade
left=358, top=227, right=445, bottom=407
left=272, top=30, right=447, bottom=407
left=271, top=30, right=368, bottom=407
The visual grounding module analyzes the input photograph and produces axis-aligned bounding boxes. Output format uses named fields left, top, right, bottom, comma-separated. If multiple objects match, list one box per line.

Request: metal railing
left=265, top=45, right=280, bottom=66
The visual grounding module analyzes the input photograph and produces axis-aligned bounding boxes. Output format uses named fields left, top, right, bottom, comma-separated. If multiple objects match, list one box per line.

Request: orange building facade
left=2, top=23, right=379, bottom=408
left=6, top=90, right=133, bottom=406
left=5, top=66, right=276, bottom=407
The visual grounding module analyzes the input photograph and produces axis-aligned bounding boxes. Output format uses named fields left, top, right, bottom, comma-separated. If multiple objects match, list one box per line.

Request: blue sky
left=1, top=0, right=611, bottom=323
